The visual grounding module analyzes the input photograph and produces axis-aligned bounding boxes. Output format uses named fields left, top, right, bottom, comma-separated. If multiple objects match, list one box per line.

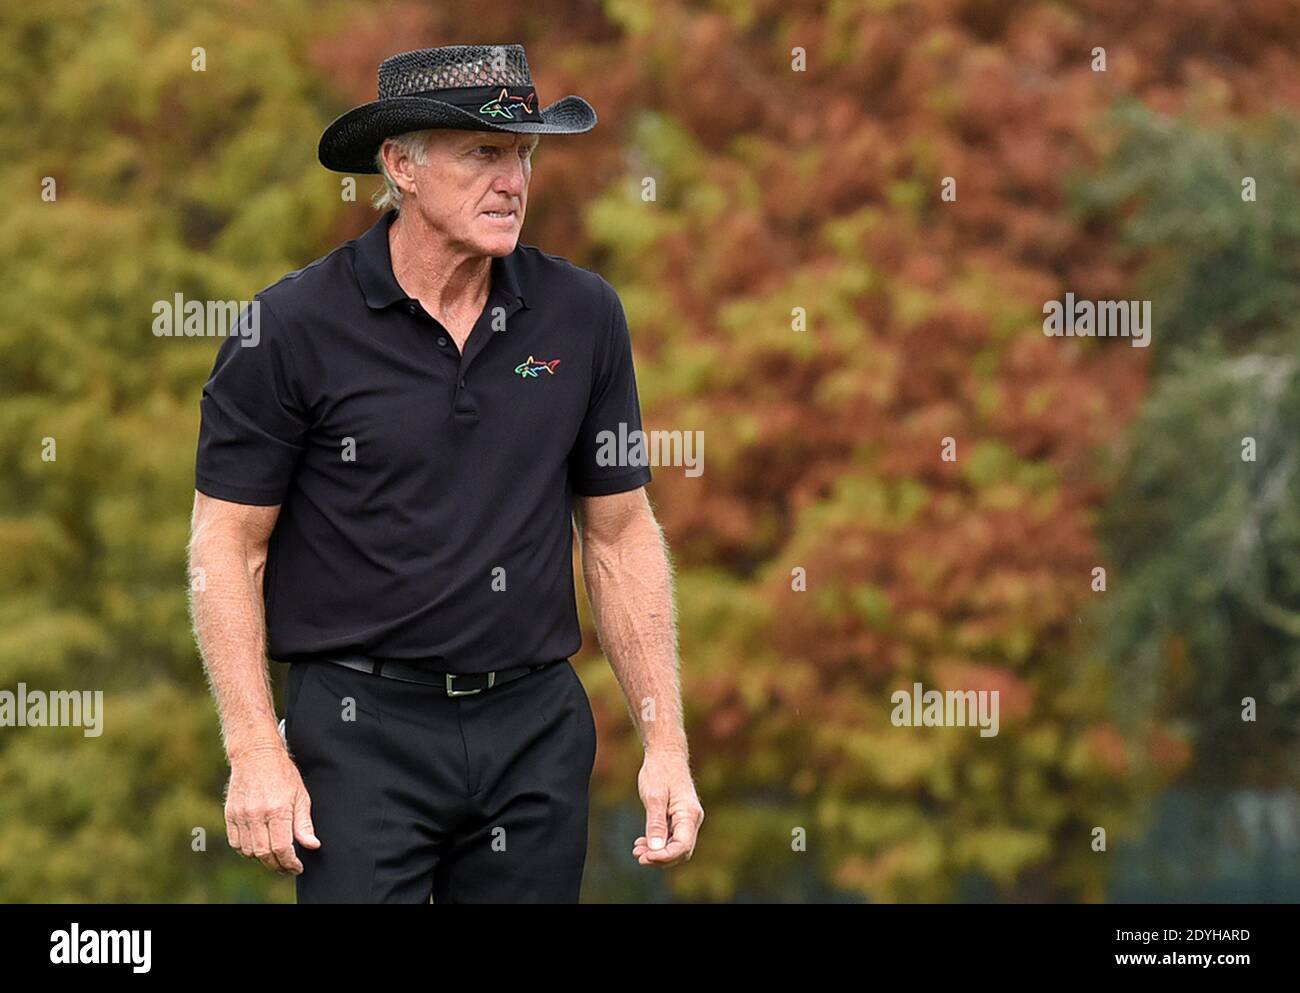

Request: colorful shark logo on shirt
left=514, top=355, right=561, bottom=378
left=479, top=88, right=537, bottom=121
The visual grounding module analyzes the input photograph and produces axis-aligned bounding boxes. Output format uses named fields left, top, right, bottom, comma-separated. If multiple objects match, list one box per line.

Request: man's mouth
left=483, top=209, right=515, bottom=219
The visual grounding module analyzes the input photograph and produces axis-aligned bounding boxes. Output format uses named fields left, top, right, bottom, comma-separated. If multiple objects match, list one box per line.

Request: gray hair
left=372, top=129, right=540, bottom=212
left=372, top=130, right=439, bottom=212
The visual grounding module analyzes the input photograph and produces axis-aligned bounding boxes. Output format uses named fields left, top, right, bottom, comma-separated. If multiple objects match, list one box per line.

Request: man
left=188, top=44, right=703, bottom=903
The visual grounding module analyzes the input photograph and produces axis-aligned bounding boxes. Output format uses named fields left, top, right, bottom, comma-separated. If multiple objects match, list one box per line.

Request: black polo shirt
left=195, top=210, right=652, bottom=673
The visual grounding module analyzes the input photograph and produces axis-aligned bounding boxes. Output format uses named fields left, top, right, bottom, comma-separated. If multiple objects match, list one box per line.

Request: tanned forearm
left=579, top=501, right=686, bottom=757
left=187, top=497, right=283, bottom=764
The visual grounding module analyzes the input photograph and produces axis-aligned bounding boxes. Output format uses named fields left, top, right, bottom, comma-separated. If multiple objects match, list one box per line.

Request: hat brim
left=318, top=94, right=597, bottom=173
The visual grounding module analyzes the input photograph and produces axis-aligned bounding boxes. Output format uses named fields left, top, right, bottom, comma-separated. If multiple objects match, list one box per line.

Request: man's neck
left=388, top=210, right=493, bottom=320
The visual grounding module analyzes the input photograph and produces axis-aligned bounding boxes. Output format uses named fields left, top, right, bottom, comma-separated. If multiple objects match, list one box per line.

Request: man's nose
left=496, top=153, right=528, bottom=193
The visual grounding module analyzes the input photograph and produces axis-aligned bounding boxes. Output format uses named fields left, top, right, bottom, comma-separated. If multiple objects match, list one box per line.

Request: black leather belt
left=326, top=654, right=558, bottom=696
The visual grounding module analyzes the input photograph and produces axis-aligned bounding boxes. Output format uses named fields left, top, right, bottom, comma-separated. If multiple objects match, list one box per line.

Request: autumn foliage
left=2, top=0, right=1298, bottom=901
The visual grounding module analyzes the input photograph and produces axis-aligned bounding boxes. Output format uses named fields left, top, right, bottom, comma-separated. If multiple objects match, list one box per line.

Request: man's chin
left=476, top=231, right=520, bottom=256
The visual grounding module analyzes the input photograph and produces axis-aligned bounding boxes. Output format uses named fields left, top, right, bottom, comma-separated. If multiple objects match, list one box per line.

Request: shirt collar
left=353, top=209, right=528, bottom=315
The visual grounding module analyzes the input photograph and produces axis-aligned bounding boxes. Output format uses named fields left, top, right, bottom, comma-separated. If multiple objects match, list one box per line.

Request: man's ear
left=380, top=139, right=419, bottom=193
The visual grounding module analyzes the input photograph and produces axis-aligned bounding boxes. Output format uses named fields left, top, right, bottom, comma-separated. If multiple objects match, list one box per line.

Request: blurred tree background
left=0, top=0, right=1296, bottom=902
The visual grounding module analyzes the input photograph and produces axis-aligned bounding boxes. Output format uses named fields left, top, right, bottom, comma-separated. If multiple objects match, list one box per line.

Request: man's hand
left=224, top=744, right=321, bottom=874
left=633, top=748, right=704, bottom=867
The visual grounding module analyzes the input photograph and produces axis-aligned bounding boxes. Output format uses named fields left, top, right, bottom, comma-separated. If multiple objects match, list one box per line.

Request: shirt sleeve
left=567, top=280, right=654, bottom=496
left=195, top=296, right=309, bottom=506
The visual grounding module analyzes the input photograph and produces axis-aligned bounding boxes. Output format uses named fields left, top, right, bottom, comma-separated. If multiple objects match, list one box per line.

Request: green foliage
left=1079, top=108, right=1300, bottom=785
left=1073, top=102, right=1300, bottom=363
left=0, top=0, right=346, bottom=902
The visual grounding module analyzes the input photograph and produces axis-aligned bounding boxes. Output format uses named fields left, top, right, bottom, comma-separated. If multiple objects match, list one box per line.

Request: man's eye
left=473, top=144, right=533, bottom=158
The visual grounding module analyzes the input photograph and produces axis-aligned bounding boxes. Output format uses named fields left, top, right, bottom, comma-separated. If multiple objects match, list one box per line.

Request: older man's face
left=407, top=131, right=537, bottom=256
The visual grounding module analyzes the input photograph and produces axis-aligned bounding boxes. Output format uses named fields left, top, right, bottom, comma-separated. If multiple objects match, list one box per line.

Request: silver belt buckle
left=445, top=671, right=495, bottom=696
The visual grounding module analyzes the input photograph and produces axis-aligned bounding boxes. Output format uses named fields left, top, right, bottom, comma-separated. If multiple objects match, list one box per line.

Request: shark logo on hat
left=480, top=87, right=537, bottom=121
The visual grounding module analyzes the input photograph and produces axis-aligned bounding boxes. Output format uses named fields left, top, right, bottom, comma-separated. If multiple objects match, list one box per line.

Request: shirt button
left=406, top=301, right=419, bottom=315
left=437, top=336, right=447, bottom=346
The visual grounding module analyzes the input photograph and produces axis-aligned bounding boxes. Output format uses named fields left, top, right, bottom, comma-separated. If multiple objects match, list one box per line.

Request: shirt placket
left=404, top=291, right=523, bottom=423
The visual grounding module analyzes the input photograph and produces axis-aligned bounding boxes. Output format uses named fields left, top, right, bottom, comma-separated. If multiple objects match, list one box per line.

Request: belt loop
left=372, top=659, right=386, bottom=678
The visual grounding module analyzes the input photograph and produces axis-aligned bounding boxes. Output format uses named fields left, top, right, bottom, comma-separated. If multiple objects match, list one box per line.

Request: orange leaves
left=1083, top=723, right=1130, bottom=778
left=932, top=659, right=1034, bottom=723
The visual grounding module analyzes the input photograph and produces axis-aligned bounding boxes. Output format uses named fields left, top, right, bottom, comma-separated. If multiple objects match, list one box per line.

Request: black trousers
left=283, top=657, right=597, bottom=903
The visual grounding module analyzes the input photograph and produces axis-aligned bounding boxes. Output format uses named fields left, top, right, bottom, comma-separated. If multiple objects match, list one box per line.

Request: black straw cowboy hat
left=318, top=44, right=598, bottom=174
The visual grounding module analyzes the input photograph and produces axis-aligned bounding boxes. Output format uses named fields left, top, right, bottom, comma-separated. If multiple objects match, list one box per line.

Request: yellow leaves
left=585, top=188, right=677, bottom=264
left=0, top=683, right=224, bottom=901
left=975, top=380, right=1002, bottom=420
left=0, top=516, right=78, bottom=588
left=820, top=205, right=882, bottom=260
left=959, top=439, right=1061, bottom=512
left=885, top=179, right=926, bottom=216
left=960, top=438, right=1016, bottom=487
left=678, top=569, right=772, bottom=640
left=852, top=583, right=893, bottom=628
left=1064, top=722, right=1130, bottom=779
left=811, top=584, right=843, bottom=622
left=952, top=827, right=1051, bottom=886
left=0, top=609, right=108, bottom=685
left=834, top=831, right=945, bottom=900
left=813, top=474, right=929, bottom=533
left=891, top=281, right=936, bottom=329
left=952, top=266, right=1045, bottom=343
left=819, top=795, right=929, bottom=846
left=901, top=608, right=943, bottom=642
left=825, top=725, right=952, bottom=791
left=1021, top=724, right=1062, bottom=763
left=601, top=0, right=656, bottom=37
left=815, top=365, right=871, bottom=409
left=1025, top=384, right=1055, bottom=416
